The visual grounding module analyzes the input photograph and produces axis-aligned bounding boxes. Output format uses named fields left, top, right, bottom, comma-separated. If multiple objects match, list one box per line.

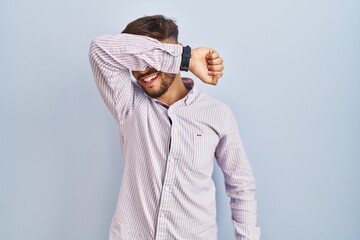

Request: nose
left=138, top=67, right=151, bottom=74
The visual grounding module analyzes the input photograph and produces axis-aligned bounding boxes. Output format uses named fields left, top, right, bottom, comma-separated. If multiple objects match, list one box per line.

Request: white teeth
left=143, top=74, right=157, bottom=82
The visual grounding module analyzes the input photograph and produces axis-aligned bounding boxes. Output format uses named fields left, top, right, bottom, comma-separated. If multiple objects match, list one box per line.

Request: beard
left=141, top=72, right=176, bottom=98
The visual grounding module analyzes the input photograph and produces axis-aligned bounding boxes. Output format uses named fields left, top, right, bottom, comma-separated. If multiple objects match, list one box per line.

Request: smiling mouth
left=140, top=72, right=160, bottom=86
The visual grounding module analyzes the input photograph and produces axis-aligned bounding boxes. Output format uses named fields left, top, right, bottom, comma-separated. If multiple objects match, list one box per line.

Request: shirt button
left=159, top=213, right=165, bottom=218
left=169, top=158, right=175, bottom=164
left=165, top=186, right=171, bottom=191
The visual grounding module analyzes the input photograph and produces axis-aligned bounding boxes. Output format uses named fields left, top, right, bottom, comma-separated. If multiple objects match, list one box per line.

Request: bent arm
left=88, top=33, right=182, bottom=122
left=215, top=109, right=260, bottom=240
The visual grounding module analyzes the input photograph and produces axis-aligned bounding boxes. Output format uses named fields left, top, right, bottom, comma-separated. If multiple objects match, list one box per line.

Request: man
left=89, top=15, right=260, bottom=240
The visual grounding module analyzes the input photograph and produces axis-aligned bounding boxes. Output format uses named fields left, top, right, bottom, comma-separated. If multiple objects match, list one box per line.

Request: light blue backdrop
left=1, top=0, right=359, bottom=239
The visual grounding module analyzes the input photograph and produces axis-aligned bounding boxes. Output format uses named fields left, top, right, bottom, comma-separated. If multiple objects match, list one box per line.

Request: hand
left=189, top=48, right=224, bottom=85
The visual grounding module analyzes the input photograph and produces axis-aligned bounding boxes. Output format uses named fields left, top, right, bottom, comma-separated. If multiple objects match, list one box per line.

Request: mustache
left=138, top=68, right=159, bottom=80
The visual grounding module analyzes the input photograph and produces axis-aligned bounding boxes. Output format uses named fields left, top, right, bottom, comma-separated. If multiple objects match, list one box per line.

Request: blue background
left=1, top=0, right=359, bottom=239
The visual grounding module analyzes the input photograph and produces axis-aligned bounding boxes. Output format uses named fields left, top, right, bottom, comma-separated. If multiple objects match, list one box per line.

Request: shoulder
left=194, top=90, right=233, bottom=116
left=191, top=90, right=237, bottom=127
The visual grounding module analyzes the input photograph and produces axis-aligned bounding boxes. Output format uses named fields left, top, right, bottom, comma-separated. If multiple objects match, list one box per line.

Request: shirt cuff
left=160, top=43, right=183, bottom=74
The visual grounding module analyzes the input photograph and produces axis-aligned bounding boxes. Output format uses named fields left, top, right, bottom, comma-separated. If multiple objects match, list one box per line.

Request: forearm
left=89, top=33, right=182, bottom=75
left=216, top=109, right=260, bottom=240
left=227, top=178, right=260, bottom=240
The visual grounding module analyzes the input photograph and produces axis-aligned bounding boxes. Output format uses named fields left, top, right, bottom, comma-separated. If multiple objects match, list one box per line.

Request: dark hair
left=122, top=15, right=179, bottom=43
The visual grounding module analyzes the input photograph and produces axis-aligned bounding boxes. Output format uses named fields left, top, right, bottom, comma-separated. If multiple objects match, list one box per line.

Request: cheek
left=160, top=73, right=171, bottom=81
left=163, top=73, right=176, bottom=83
left=132, top=71, right=139, bottom=79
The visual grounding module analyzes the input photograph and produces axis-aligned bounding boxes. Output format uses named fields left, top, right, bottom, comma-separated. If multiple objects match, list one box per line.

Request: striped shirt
left=89, top=33, right=260, bottom=240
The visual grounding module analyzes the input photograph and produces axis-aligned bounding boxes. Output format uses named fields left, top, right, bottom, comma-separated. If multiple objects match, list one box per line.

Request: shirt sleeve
left=215, top=108, right=261, bottom=240
left=88, top=33, right=182, bottom=122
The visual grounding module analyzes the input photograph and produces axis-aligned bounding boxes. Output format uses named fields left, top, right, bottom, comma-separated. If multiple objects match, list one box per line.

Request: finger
left=206, top=49, right=220, bottom=60
left=208, top=73, right=223, bottom=86
left=202, top=75, right=216, bottom=85
left=208, top=70, right=224, bottom=76
left=206, top=78, right=217, bottom=85
left=202, top=72, right=220, bottom=85
left=208, top=64, right=224, bottom=71
left=211, top=74, right=222, bottom=85
left=207, top=57, right=223, bottom=65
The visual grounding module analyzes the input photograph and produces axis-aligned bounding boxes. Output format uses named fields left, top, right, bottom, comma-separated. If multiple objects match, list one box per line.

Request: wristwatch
left=180, top=45, right=191, bottom=72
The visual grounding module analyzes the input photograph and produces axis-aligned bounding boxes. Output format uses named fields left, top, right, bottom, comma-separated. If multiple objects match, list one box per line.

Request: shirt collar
left=181, top=77, right=197, bottom=106
left=150, top=77, right=198, bottom=108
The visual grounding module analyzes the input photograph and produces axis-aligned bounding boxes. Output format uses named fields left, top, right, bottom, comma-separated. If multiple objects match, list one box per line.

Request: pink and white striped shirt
left=89, top=33, right=260, bottom=240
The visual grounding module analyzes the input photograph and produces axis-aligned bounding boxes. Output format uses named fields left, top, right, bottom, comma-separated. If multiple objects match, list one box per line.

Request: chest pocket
left=193, top=133, right=219, bottom=170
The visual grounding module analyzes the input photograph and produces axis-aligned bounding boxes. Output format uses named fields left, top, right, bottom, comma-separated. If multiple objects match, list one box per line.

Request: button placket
left=155, top=113, right=178, bottom=239
left=168, top=157, right=175, bottom=164
left=156, top=105, right=187, bottom=239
